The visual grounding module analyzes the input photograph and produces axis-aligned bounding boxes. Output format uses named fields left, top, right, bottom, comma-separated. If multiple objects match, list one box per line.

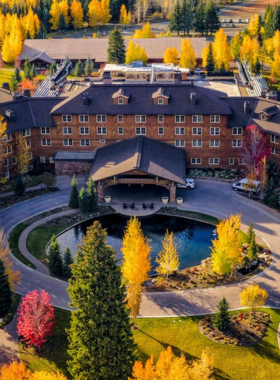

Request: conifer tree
left=63, top=247, right=73, bottom=279
left=263, top=177, right=279, bottom=208
left=84, top=57, right=94, bottom=76
left=58, top=13, right=67, bottom=31
left=205, top=0, right=220, bottom=35
left=181, top=0, right=193, bottom=36
left=9, top=74, right=18, bottom=93
left=14, top=174, right=25, bottom=196
left=31, top=64, right=36, bottom=79
left=247, top=223, right=254, bottom=244
left=87, top=178, right=98, bottom=212
left=194, top=0, right=205, bottom=36
left=48, top=235, right=63, bottom=277
left=169, top=0, right=182, bottom=36
left=247, top=231, right=258, bottom=261
left=213, top=297, right=231, bottom=331
left=264, top=7, right=274, bottom=40
left=14, top=67, right=21, bottom=83
left=23, top=57, right=32, bottom=80
left=107, top=27, right=126, bottom=64
left=78, top=187, right=89, bottom=213
left=0, top=259, right=12, bottom=318
left=50, top=62, right=57, bottom=76
left=67, top=221, right=136, bottom=380
left=68, top=175, right=79, bottom=208
left=74, top=60, right=85, bottom=77
left=206, top=42, right=215, bottom=73
left=272, top=5, right=280, bottom=34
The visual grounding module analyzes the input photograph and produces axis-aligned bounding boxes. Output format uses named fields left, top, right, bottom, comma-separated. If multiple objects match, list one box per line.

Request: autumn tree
left=0, top=361, right=31, bottom=380
left=163, top=47, right=179, bottom=64
left=119, top=4, right=131, bottom=25
left=17, top=290, right=56, bottom=348
left=0, top=115, right=7, bottom=177
left=88, top=0, right=111, bottom=27
left=69, top=175, right=79, bottom=208
left=21, top=8, right=40, bottom=39
left=240, top=35, right=260, bottom=67
left=259, top=156, right=268, bottom=200
left=107, top=27, right=126, bottom=64
left=211, top=214, right=242, bottom=276
left=48, top=235, right=63, bottom=276
left=67, top=221, right=135, bottom=380
left=239, top=284, right=268, bottom=317
left=125, top=40, right=148, bottom=65
left=0, top=259, right=12, bottom=318
left=70, top=0, right=84, bottom=29
left=16, top=134, right=30, bottom=175
left=212, top=28, right=230, bottom=70
left=156, top=230, right=179, bottom=279
left=59, top=0, right=70, bottom=27
left=213, top=297, right=231, bottom=331
left=49, top=0, right=61, bottom=30
left=179, top=37, right=196, bottom=70
left=134, top=22, right=153, bottom=38
left=230, top=32, right=243, bottom=60
left=0, top=228, right=21, bottom=290
left=248, top=13, right=261, bottom=38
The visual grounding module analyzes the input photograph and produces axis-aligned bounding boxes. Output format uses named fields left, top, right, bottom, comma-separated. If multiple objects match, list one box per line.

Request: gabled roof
left=89, top=136, right=186, bottom=184
left=29, top=51, right=54, bottom=64
left=112, top=88, right=130, bottom=99
left=152, top=87, right=169, bottom=99
left=249, top=98, right=280, bottom=135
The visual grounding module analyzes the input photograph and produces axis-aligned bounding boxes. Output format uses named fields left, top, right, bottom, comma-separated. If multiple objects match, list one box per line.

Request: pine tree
left=84, top=57, right=94, bottom=76
left=63, top=247, right=74, bottom=279
left=73, top=60, right=85, bottom=77
left=50, top=62, right=57, bottom=76
left=0, top=259, right=12, bottom=318
left=31, top=64, right=36, bottom=79
left=247, top=223, right=254, bottom=244
left=42, top=7, right=51, bottom=33
left=213, top=297, right=231, bottom=331
left=69, top=175, right=79, bottom=208
left=67, top=221, right=136, bottom=380
left=14, top=174, right=25, bottom=196
left=58, top=13, right=67, bottom=31
left=107, top=27, right=126, bottom=64
left=205, top=0, right=220, bottom=35
left=263, top=177, right=279, bottom=208
left=23, top=57, right=32, bottom=80
left=264, top=7, right=274, bottom=40
left=194, top=0, right=205, bottom=36
left=169, top=0, right=182, bottom=36
left=181, top=0, right=193, bottom=36
left=247, top=232, right=258, bottom=261
left=206, top=42, right=215, bottom=73
left=9, top=74, right=18, bottom=93
left=87, top=178, right=98, bottom=212
left=48, top=235, right=63, bottom=277
left=272, top=5, right=280, bottom=35
left=14, top=67, right=21, bottom=83
left=79, top=187, right=89, bottom=213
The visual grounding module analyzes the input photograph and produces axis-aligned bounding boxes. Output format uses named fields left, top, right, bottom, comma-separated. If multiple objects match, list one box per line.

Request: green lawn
left=0, top=69, right=14, bottom=85
left=20, top=308, right=280, bottom=380
left=9, top=223, right=36, bottom=269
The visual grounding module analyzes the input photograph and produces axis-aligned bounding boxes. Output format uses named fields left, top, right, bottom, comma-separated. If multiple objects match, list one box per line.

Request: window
left=175, top=115, right=185, bottom=123
left=118, top=127, right=124, bottom=135
left=62, top=115, right=72, bottom=123
left=4, top=133, right=11, bottom=142
left=79, top=115, right=89, bottom=123
left=41, top=139, right=51, bottom=146
left=175, top=140, right=185, bottom=147
left=5, top=171, right=9, bottom=179
left=4, top=158, right=8, bottom=167
left=191, top=158, right=201, bottom=164
left=136, top=127, right=146, bottom=135
left=158, top=127, right=164, bottom=135
left=232, top=127, right=243, bottom=135
left=158, top=98, right=163, bottom=104
left=175, top=127, right=185, bottom=135
left=158, top=115, right=164, bottom=123
left=192, top=127, right=202, bottom=135
left=229, top=158, right=234, bottom=165
left=49, top=157, right=54, bottom=164
left=80, top=127, right=89, bottom=135
left=29, top=152, right=33, bottom=160
left=26, top=140, right=31, bottom=148
left=63, top=127, right=72, bottom=135
left=238, top=158, right=244, bottom=165
left=40, top=156, right=45, bottom=163
left=96, top=115, right=106, bottom=123
left=271, top=135, right=279, bottom=144
left=209, top=140, right=220, bottom=147
left=192, top=115, right=202, bottom=123
left=22, top=128, right=31, bottom=137
left=261, top=114, right=265, bottom=120
left=210, top=127, right=220, bottom=135
left=135, top=115, right=146, bottom=123
left=118, top=98, right=124, bottom=104
left=63, top=139, right=73, bottom=146
left=99, top=139, right=106, bottom=144
left=41, top=127, right=50, bottom=134
left=80, top=139, right=90, bottom=146
left=5, top=145, right=12, bottom=153
left=97, top=127, right=107, bottom=135
left=210, top=115, right=220, bottom=123
left=209, top=158, right=219, bottom=165
left=232, top=140, right=242, bottom=147
left=272, top=147, right=279, bottom=155
left=192, top=140, right=202, bottom=147
left=118, top=115, right=123, bottom=123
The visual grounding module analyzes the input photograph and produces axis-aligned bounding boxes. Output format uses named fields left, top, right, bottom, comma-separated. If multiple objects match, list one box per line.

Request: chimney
left=190, top=92, right=196, bottom=105
left=5, top=110, right=15, bottom=122
left=83, top=92, right=90, bottom=106
left=244, top=101, right=250, bottom=114
left=23, top=89, right=31, bottom=98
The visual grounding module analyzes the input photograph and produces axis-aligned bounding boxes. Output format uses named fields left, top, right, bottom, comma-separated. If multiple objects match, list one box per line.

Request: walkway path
left=0, top=307, right=20, bottom=363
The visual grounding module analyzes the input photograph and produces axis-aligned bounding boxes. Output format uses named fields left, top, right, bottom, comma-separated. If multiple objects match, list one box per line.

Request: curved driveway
left=1, top=180, right=280, bottom=316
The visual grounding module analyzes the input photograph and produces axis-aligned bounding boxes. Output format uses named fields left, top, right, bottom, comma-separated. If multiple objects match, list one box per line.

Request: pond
left=56, top=214, right=215, bottom=273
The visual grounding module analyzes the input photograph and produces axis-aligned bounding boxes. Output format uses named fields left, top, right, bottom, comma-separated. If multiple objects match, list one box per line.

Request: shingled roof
left=249, top=98, right=280, bottom=135
left=89, top=136, right=186, bottom=184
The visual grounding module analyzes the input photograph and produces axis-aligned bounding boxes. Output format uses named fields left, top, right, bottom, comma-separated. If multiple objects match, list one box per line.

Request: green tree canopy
left=107, top=27, right=126, bottom=64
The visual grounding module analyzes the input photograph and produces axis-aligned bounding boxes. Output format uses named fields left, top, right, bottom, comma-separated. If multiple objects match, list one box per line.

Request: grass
left=19, top=308, right=280, bottom=379
left=0, top=69, right=14, bottom=85
left=157, top=207, right=220, bottom=225
left=9, top=223, right=36, bottom=269
left=0, top=175, right=42, bottom=194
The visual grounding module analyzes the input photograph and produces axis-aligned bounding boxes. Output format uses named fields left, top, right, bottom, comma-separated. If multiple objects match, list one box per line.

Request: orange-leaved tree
left=0, top=361, right=67, bottom=380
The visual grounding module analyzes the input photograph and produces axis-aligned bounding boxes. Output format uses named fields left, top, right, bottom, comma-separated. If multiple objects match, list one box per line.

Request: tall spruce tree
left=272, top=5, right=280, bottom=35
left=58, top=13, right=67, bottom=31
left=48, top=235, right=63, bottom=276
left=84, top=57, right=94, bottom=76
left=23, top=57, right=32, bottom=80
left=213, top=297, right=231, bottom=331
left=263, top=177, right=279, bottom=208
left=0, top=259, right=12, bottom=318
left=87, top=178, right=98, bottom=212
left=181, top=0, right=193, bottom=36
left=68, top=175, right=79, bottom=208
left=205, top=0, right=220, bottom=35
left=74, top=60, right=85, bottom=77
left=63, top=247, right=74, bottom=279
left=14, top=67, right=21, bottom=83
left=14, top=174, right=25, bottom=196
left=247, top=223, right=254, bottom=244
left=107, top=27, right=126, bottom=64
left=78, top=187, right=89, bottom=213
left=247, top=232, right=258, bottom=261
left=67, top=221, right=136, bottom=380
left=206, top=42, right=215, bottom=73
left=194, top=0, right=205, bottom=36
left=169, top=0, right=182, bottom=36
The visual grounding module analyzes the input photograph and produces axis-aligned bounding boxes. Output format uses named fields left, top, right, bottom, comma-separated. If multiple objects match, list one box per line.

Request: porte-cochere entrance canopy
left=88, top=136, right=186, bottom=202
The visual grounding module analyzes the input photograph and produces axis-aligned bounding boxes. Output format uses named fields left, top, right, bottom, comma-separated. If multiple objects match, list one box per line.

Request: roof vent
left=5, top=110, right=15, bottom=122
left=244, top=101, right=250, bottom=114
left=83, top=92, right=90, bottom=106
left=190, top=92, right=196, bottom=105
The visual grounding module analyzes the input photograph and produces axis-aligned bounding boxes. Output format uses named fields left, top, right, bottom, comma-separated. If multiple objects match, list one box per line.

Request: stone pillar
left=170, top=184, right=176, bottom=203
left=97, top=183, right=104, bottom=201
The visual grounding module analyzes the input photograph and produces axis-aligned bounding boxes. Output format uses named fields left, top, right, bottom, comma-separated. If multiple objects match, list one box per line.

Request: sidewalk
left=0, top=308, right=20, bottom=364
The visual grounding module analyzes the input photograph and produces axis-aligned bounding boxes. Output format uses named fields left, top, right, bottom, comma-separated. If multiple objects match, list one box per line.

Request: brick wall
left=55, top=161, right=92, bottom=175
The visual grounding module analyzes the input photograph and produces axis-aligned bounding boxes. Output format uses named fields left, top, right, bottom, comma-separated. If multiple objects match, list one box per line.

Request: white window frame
left=29, top=152, right=33, bottom=160
left=175, top=127, right=185, bottom=135
left=63, top=127, right=72, bottom=135
left=63, top=139, right=73, bottom=146
left=158, top=127, right=164, bottom=135
left=209, top=140, right=220, bottom=147
left=96, top=115, right=106, bottom=123
left=261, top=114, right=265, bottom=120
left=192, top=115, right=202, bottom=123
left=229, top=158, right=234, bottom=165
left=79, top=115, right=89, bottom=123
left=272, top=147, right=279, bottom=155
left=99, top=139, right=106, bottom=144
left=271, top=135, right=279, bottom=144
left=118, top=127, right=124, bottom=135
left=97, top=127, right=107, bottom=135
left=135, top=127, right=146, bottom=135
left=158, top=98, right=163, bottom=104
left=80, top=127, right=89, bottom=135
left=175, top=115, right=185, bottom=123
left=191, top=158, right=202, bottom=164
left=4, top=133, right=11, bottom=142
left=4, top=158, right=9, bottom=167
left=12, top=156, right=17, bottom=165
left=40, top=156, right=46, bottom=163
left=80, top=139, right=90, bottom=146
left=62, top=115, right=72, bottom=123
left=232, top=140, right=242, bottom=147
left=192, top=140, right=202, bottom=147
left=118, top=115, right=123, bottom=123
left=41, top=139, right=51, bottom=146
left=135, top=115, right=146, bottom=123
left=158, top=115, right=164, bottom=123
left=210, top=115, right=220, bottom=123
left=192, top=127, right=202, bottom=135
left=118, top=98, right=124, bottom=104
left=232, top=127, right=243, bottom=135
left=209, top=158, right=219, bottom=165
left=49, top=157, right=54, bottom=163
left=41, top=127, right=50, bottom=134
left=175, top=140, right=185, bottom=147
left=5, top=145, right=12, bottom=153
left=22, top=128, right=31, bottom=137
left=210, top=127, right=220, bottom=135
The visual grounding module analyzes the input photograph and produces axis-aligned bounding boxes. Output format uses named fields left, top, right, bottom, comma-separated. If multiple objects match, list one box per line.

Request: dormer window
left=152, top=87, right=169, bottom=104
left=158, top=98, right=163, bottom=104
left=118, top=98, right=124, bottom=104
left=112, top=88, right=130, bottom=104
left=261, top=114, right=265, bottom=120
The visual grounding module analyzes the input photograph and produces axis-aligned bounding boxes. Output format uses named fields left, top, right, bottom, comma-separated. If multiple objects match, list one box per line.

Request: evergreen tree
left=206, top=42, right=215, bottom=73
left=264, top=9, right=273, bottom=40
left=58, top=13, right=67, bottom=31
left=63, top=247, right=74, bottom=279
left=87, top=178, right=98, bottom=212
left=74, top=60, right=85, bottom=77
left=50, top=62, right=57, bottom=76
left=107, top=27, right=126, bottom=64
left=205, top=0, right=220, bottom=35
left=0, top=259, right=12, bottom=318
left=14, top=174, right=25, bottom=196
left=272, top=5, right=280, bottom=35
left=23, top=57, right=32, bottom=80
left=31, top=64, right=36, bottom=78
left=79, top=187, right=89, bottom=213
left=42, top=7, right=51, bottom=33
left=266, top=158, right=279, bottom=185
left=263, top=177, right=279, bottom=208
left=84, top=57, right=94, bottom=76
left=9, top=74, right=18, bottom=93
left=194, top=0, right=205, bottom=36
left=14, top=67, right=21, bottom=83
left=213, top=297, right=231, bottom=331
left=181, top=0, right=193, bottom=36
left=67, top=221, right=136, bottom=380
left=48, top=235, right=63, bottom=277
left=169, top=0, right=182, bottom=36
left=247, top=223, right=254, bottom=244
left=247, top=232, right=258, bottom=261
left=110, top=0, right=122, bottom=23
left=68, top=175, right=79, bottom=208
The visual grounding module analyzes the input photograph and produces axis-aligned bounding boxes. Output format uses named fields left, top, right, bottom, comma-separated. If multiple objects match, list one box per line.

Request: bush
left=14, top=174, right=25, bottom=196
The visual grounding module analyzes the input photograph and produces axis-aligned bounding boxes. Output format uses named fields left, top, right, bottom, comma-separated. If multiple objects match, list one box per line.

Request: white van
left=232, top=179, right=261, bottom=193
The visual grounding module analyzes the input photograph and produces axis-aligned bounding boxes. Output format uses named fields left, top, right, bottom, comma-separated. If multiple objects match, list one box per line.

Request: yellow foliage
left=179, top=37, right=196, bottom=70
left=248, top=13, right=260, bottom=37
left=202, top=43, right=210, bottom=68
left=240, top=35, right=260, bottom=67
left=0, top=361, right=31, bottom=380
left=271, top=52, right=280, bottom=79
left=230, top=33, right=242, bottom=60
left=16, top=134, right=30, bottom=175
left=119, top=4, right=131, bottom=25
left=70, top=0, right=84, bottom=29
left=239, top=284, right=268, bottom=316
left=88, top=0, right=111, bottom=27
left=125, top=40, right=148, bottom=65
left=211, top=214, right=242, bottom=276
left=21, top=8, right=40, bottom=38
left=156, top=230, right=179, bottom=278
left=31, top=371, right=67, bottom=380
left=126, top=282, right=142, bottom=320
left=58, top=0, right=70, bottom=27
left=133, top=22, right=154, bottom=38
left=0, top=227, right=21, bottom=290
left=188, top=350, right=214, bottom=380
left=163, top=47, right=179, bottom=64
left=50, top=0, right=61, bottom=30
left=212, top=28, right=230, bottom=70
left=265, top=30, right=280, bottom=58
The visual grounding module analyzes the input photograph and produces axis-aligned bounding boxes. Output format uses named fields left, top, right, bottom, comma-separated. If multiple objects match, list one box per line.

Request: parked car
left=223, top=23, right=228, bottom=27
left=222, top=19, right=226, bottom=23
left=228, top=18, right=233, bottom=22
left=177, top=178, right=195, bottom=189
left=232, top=179, right=260, bottom=193
left=231, top=23, right=235, bottom=27
left=237, top=18, right=242, bottom=23
left=246, top=18, right=250, bottom=23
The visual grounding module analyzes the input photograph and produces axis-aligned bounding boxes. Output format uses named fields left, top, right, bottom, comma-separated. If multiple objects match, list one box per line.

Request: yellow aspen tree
left=0, top=228, right=21, bottom=290
left=0, top=114, right=7, bottom=175
left=1, top=35, right=13, bottom=63
left=126, top=282, right=142, bottom=322
left=32, top=371, right=68, bottom=380
left=156, top=230, right=179, bottom=279
left=188, top=350, right=214, bottom=380
left=16, top=134, right=30, bottom=175
left=22, top=8, right=40, bottom=38
left=163, top=47, right=179, bottom=64
left=265, top=30, right=280, bottom=58
left=248, top=13, right=260, bottom=37
left=88, top=0, right=102, bottom=27
left=70, top=0, right=84, bottom=29
left=212, top=28, right=230, bottom=70
left=119, top=4, right=131, bottom=25
left=271, top=52, right=280, bottom=79
left=179, top=37, right=196, bottom=70
left=0, top=13, right=6, bottom=47
left=239, top=284, right=268, bottom=317
left=133, top=22, right=153, bottom=38
left=100, top=0, right=111, bottom=24
left=0, top=361, right=31, bottom=380
left=50, top=0, right=61, bottom=30
left=211, top=214, right=242, bottom=276
left=230, top=32, right=243, bottom=60
left=125, top=40, right=148, bottom=65
left=202, top=43, right=210, bottom=68
left=240, top=35, right=260, bottom=67
left=59, top=0, right=70, bottom=27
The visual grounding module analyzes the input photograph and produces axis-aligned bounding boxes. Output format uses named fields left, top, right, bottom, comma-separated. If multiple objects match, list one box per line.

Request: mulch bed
left=198, top=312, right=270, bottom=346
